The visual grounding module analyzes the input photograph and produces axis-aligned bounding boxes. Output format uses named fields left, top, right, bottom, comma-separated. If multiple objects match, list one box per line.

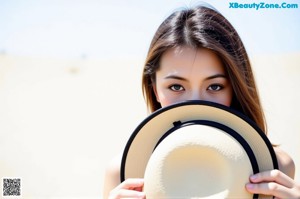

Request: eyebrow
left=205, top=74, right=227, bottom=80
left=164, top=74, right=227, bottom=81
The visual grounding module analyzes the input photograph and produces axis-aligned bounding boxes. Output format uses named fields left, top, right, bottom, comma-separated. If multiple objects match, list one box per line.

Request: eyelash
left=169, top=84, right=184, bottom=91
left=168, top=84, right=224, bottom=92
left=207, top=84, right=224, bottom=91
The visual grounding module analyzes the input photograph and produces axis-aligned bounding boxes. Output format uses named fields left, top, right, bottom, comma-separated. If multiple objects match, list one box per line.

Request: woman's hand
left=108, top=178, right=145, bottom=199
left=246, top=169, right=300, bottom=199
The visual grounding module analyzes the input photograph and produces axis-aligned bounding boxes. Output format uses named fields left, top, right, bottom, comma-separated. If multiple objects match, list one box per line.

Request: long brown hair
left=142, top=5, right=267, bottom=134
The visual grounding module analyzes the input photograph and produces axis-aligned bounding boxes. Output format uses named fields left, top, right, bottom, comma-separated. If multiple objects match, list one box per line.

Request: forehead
left=158, top=46, right=225, bottom=75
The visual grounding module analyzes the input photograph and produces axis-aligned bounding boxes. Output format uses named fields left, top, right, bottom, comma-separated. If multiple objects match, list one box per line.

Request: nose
left=188, top=90, right=203, bottom=101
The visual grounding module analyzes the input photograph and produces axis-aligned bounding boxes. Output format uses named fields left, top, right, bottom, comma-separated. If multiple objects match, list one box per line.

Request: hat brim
left=120, top=100, right=278, bottom=197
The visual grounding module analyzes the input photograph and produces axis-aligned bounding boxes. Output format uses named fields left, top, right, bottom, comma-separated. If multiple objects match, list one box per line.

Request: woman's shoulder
left=274, top=146, right=295, bottom=178
left=103, top=153, right=122, bottom=198
left=105, top=153, right=122, bottom=178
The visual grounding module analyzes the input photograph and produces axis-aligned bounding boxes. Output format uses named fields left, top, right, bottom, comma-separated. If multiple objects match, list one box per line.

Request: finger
left=250, top=170, right=294, bottom=188
left=115, top=178, right=144, bottom=190
left=246, top=182, right=292, bottom=199
left=112, top=189, right=145, bottom=199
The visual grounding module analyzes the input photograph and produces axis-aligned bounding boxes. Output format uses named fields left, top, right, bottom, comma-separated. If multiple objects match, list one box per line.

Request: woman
left=103, top=4, right=299, bottom=199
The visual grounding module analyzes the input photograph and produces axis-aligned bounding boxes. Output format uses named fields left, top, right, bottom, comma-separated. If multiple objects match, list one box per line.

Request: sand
left=0, top=53, right=299, bottom=198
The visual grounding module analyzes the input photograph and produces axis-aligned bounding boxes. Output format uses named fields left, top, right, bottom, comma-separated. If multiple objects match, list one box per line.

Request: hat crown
left=144, top=125, right=253, bottom=199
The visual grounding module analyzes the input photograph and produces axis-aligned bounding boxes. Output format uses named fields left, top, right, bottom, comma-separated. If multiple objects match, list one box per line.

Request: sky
left=0, top=0, right=299, bottom=60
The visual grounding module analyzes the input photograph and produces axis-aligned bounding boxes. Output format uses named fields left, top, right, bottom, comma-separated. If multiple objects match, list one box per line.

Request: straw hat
left=120, top=100, right=278, bottom=199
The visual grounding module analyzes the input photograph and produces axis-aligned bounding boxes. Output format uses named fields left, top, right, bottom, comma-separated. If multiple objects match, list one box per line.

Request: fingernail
left=250, top=174, right=257, bottom=181
left=134, top=178, right=143, bottom=184
left=138, top=192, right=146, bottom=198
left=246, top=183, right=254, bottom=190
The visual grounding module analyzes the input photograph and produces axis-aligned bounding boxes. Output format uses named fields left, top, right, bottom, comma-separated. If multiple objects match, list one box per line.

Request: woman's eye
left=208, top=84, right=223, bottom=91
left=169, top=84, right=184, bottom=91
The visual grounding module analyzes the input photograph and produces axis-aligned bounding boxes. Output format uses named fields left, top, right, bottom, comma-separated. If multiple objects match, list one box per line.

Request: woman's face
left=153, top=46, right=233, bottom=107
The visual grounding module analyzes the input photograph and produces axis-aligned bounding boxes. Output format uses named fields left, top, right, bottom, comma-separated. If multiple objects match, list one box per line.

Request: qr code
left=2, top=178, right=21, bottom=196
